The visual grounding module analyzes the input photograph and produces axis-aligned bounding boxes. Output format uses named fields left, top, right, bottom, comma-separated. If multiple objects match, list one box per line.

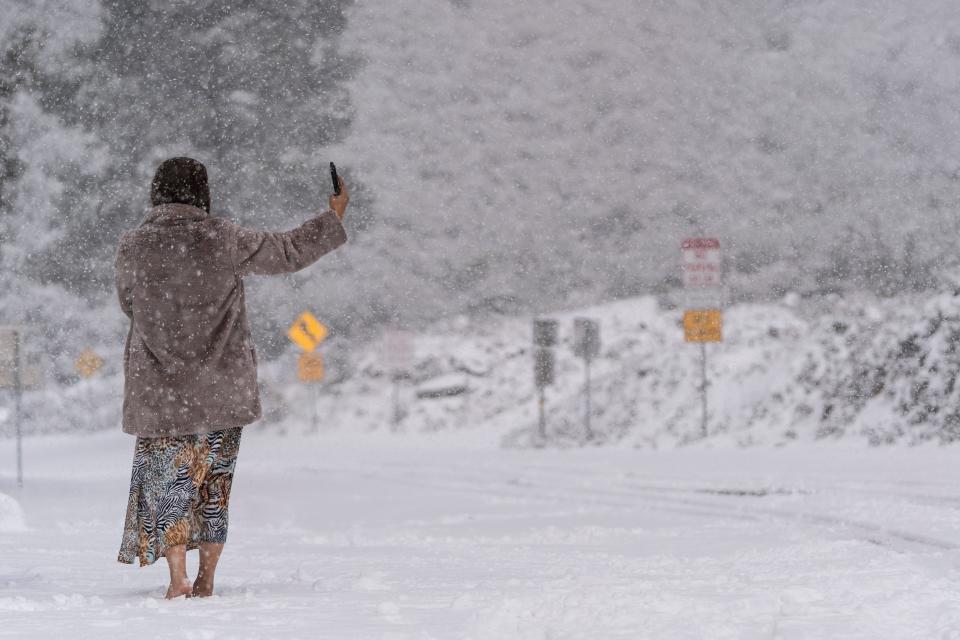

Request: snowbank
left=0, top=491, right=27, bottom=532
left=262, top=283, right=960, bottom=448
left=12, top=283, right=960, bottom=449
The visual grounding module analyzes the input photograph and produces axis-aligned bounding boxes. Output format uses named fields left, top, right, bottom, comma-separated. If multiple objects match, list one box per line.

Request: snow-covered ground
left=3, top=430, right=960, bottom=638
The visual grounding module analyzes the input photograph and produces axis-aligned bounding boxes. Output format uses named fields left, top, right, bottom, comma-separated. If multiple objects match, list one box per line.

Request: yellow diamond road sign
left=75, top=347, right=104, bottom=378
left=288, top=312, right=328, bottom=352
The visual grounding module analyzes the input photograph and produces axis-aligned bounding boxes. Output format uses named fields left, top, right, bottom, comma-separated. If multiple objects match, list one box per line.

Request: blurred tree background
left=2, top=0, right=960, bottom=368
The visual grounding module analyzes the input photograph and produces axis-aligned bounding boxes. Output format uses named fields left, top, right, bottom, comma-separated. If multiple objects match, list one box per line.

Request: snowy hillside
left=5, top=0, right=960, bottom=351
left=333, top=0, right=960, bottom=316
left=0, top=281, right=949, bottom=447
left=17, top=280, right=960, bottom=448
left=242, top=278, right=960, bottom=448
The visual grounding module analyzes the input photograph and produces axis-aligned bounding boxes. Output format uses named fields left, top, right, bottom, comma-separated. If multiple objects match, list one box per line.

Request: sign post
left=533, top=319, right=558, bottom=443
left=681, top=238, right=723, bottom=439
left=75, top=347, right=104, bottom=432
left=75, top=348, right=104, bottom=379
left=13, top=331, right=22, bottom=489
left=384, top=331, right=414, bottom=429
left=1, top=327, right=43, bottom=487
left=297, top=352, right=325, bottom=432
left=0, top=328, right=24, bottom=488
left=573, top=318, right=600, bottom=441
left=288, top=312, right=328, bottom=431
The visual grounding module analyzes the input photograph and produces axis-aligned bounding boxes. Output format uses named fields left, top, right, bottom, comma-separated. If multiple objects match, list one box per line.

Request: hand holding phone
left=330, top=162, right=341, bottom=195
left=328, top=162, right=349, bottom=221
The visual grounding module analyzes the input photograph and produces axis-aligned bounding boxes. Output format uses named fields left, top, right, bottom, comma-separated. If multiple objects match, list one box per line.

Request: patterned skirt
left=118, top=428, right=242, bottom=567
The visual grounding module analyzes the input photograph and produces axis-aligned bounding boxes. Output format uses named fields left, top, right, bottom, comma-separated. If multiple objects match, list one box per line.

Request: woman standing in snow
left=115, top=157, right=349, bottom=598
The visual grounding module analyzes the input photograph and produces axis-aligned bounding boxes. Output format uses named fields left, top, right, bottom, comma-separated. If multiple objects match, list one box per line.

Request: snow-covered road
left=3, top=431, right=960, bottom=639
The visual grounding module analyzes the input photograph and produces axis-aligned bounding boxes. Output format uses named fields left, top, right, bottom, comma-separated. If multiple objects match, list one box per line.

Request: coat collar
left=141, top=203, right=208, bottom=227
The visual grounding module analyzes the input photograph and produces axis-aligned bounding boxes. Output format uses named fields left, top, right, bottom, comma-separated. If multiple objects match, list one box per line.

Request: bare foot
left=191, top=577, right=214, bottom=598
left=165, top=578, right=193, bottom=599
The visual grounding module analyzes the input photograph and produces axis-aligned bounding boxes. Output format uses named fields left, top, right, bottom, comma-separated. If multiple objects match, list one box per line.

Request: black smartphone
left=330, top=162, right=341, bottom=195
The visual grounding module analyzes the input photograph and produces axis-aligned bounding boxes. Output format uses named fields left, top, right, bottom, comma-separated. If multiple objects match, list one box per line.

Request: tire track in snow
left=360, top=460, right=959, bottom=553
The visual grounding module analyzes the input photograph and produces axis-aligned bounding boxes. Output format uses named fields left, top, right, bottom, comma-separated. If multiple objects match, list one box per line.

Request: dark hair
left=150, top=157, right=210, bottom=213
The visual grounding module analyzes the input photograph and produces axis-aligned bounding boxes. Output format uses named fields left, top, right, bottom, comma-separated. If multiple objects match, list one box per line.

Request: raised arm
left=233, top=177, right=350, bottom=276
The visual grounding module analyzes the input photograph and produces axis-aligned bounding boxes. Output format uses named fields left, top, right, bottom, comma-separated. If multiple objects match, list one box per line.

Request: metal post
left=584, top=357, right=593, bottom=440
left=89, top=379, right=96, bottom=430
left=391, top=374, right=401, bottom=429
left=537, top=387, right=546, bottom=441
left=700, top=342, right=708, bottom=439
left=311, top=383, right=319, bottom=433
left=13, top=330, right=23, bottom=489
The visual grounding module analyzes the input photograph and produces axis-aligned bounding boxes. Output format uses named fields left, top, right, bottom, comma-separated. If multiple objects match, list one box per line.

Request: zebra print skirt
left=118, top=427, right=242, bottom=567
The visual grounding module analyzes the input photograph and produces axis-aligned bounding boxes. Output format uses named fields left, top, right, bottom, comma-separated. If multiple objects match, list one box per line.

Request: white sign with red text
left=681, top=238, right=721, bottom=288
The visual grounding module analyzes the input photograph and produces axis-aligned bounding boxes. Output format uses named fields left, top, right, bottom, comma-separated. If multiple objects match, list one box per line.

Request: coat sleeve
left=115, top=239, right=134, bottom=319
left=231, top=210, right=348, bottom=276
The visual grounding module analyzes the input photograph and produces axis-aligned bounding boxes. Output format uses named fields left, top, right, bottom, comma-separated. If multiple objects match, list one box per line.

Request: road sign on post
left=384, top=331, right=415, bottom=428
left=75, top=348, right=104, bottom=379
left=682, top=238, right=723, bottom=439
left=298, top=352, right=325, bottom=382
left=533, top=347, right=555, bottom=388
left=0, top=328, right=26, bottom=488
left=74, top=347, right=104, bottom=434
left=288, top=312, right=329, bottom=432
left=573, top=318, right=600, bottom=440
left=532, top=319, right=558, bottom=443
left=297, top=352, right=324, bottom=432
left=287, top=312, right=328, bottom=353
left=573, top=318, right=600, bottom=360
left=384, top=330, right=414, bottom=376
left=681, top=238, right=721, bottom=288
left=0, top=328, right=41, bottom=391
left=533, top=319, right=558, bottom=348
left=683, top=310, right=722, bottom=343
